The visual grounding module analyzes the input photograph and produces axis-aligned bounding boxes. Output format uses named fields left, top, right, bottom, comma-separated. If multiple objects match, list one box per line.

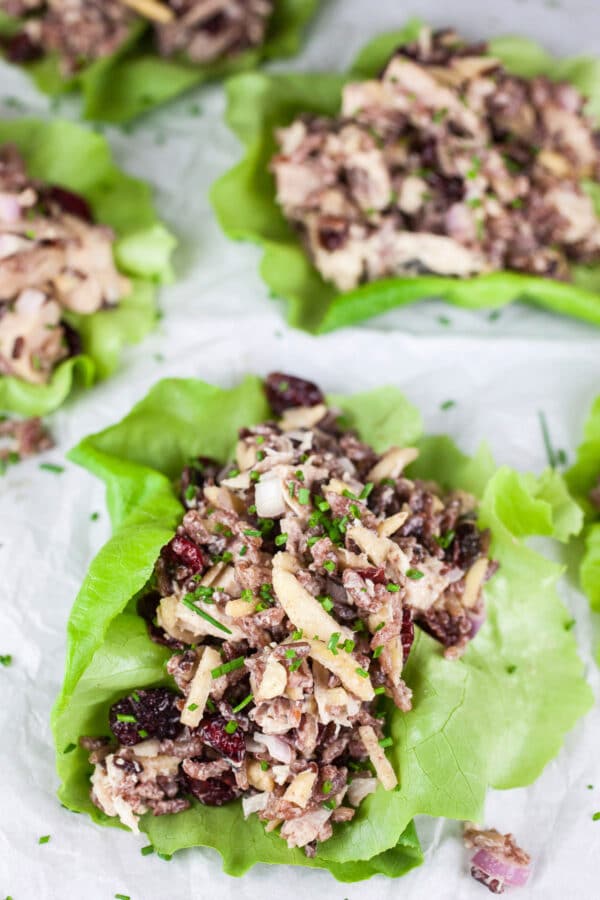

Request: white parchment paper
left=1, top=1, right=600, bottom=897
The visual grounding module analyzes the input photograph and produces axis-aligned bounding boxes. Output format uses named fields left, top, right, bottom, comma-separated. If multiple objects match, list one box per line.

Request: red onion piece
left=0, top=192, right=21, bottom=224
left=472, top=848, right=530, bottom=888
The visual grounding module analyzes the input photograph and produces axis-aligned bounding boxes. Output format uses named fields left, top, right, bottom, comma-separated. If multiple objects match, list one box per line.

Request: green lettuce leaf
left=211, top=20, right=600, bottom=332
left=566, top=395, right=600, bottom=610
left=0, top=118, right=175, bottom=415
left=0, top=1, right=318, bottom=123
left=54, top=378, right=591, bottom=878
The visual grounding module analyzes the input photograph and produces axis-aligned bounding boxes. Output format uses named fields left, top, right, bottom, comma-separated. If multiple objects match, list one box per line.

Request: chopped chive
left=323, top=800, right=336, bottom=810
left=435, top=530, right=455, bottom=549
left=288, top=482, right=296, bottom=498
left=184, top=484, right=196, bottom=502
left=181, top=596, right=232, bottom=634
left=239, top=544, right=247, bottom=556
left=260, top=761, right=269, bottom=771
left=243, top=528, right=262, bottom=538
left=323, top=560, right=336, bottom=573
left=115, top=895, right=130, bottom=900
left=386, top=583, right=399, bottom=592
left=206, top=698, right=216, bottom=713
left=342, top=489, right=357, bottom=500
left=319, top=596, right=334, bottom=613
left=440, top=400, right=455, bottom=411
left=298, top=488, right=311, bottom=505
left=0, top=654, right=12, bottom=666
left=38, top=835, right=51, bottom=844
left=355, top=667, right=369, bottom=679
left=187, top=703, right=199, bottom=712
left=317, top=499, right=330, bottom=512
left=342, top=639, right=355, bottom=653
left=90, top=511, right=100, bottom=521
left=232, top=693, right=254, bottom=713
left=275, top=533, right=288, bottom=547
left=224, top=720, right=238, bottom=734
left=131, top=691, right=140, bottom=702
left=289, top=658, right=303, bottom=672
left=593, top=812, right=600, bottom=821
left=406, top=568, right=424, bottom=580
left=116, top=714, right=136, bottom=723
left=379, top=737, right=393, bottom=748
left=295, top=469, right=305, bottom=481
left=322, top=780, right=333, bottom=794
left=39, top=463, right=64, bottom=474
left=373, top=646, right=383, bottom=659
left=374, top=622, right=385, bottom=632
left=138, top=730, right=148, bottom=739
left=327, top=632, right=341, bottom=654
left=141, top=845, right=155, bottom=856
left=248, top=504, right=257, bottom=514
left=374, top=686, right=386, bottom=695
left=284, top=649, right=297, bottom=659
left=211, top=656, right=245, bottom=679
left=360, top=482, right=374, bottom=499
left=250, top=471, right=260, bottom=483
left=291, top=629, right=303, bottom=640
left=63, top=743, right=77, bottom=754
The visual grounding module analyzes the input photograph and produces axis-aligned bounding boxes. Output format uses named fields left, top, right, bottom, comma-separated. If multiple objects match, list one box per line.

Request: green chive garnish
left=211, top=656, right=245, bottom=679
left=181, top=596, right=232, bottom=634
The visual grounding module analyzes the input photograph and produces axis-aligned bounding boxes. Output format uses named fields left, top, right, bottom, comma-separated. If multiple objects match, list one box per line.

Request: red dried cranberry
left=264, top=372, right=324, bottom=416
left=44, top=185, right=93, bottom=222
left=185, top=771, right=241, bottom=806
left=61, top=322, right=82, bottom=359
left=109, top=688, right=181, bottom=746
left=318, top=223, right=349, bottom=251
left=414, top=606, right=472, bottom=649
left=356, top=566, right=387, bottom=585
left=400, top=606, right=414, bottom=662
left=451, top=521, right=487, bottom=569
left=197, top=715, right=245, bottom=764
left=165, top=535, right=205, bottom=575
left=5, top=32, right=43, bottom=63
left=470, top=866, right=503, bottom=894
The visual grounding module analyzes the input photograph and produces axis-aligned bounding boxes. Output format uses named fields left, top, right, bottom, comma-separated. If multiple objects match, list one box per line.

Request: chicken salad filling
left=0, top=144, right=129, bottom=384
left=83, top=372, right=496, bottom=856
left=271, top=26, right=600, bottom=292
left=1, top=0, right=274, bottom=72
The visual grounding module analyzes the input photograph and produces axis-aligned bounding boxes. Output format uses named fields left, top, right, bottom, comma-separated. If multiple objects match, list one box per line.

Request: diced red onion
left=472, top=849, right=531, bottom=888
left=255, top=475, right=286, bottom=518
left=242, top=792, right=269, bottom=818
left=469, top=609, right=486, bottom=639
left=0, top=192, right=21, bottom=224
left=15, top=288, right=47, bottom=315
left=0, top=233, right=30, bottom=260
left=253, top=732, right=293, bottom=764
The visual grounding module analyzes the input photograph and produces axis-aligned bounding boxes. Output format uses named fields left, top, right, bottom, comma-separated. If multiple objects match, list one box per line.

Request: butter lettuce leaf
left=211, top=21, right=600, bottom=332
left=53, top=377, right=591, bottom=879
left=0, top=1, right=318, bottom=122
left=566, top=395, right=600, bottom=610
left=0, top=118, right=175, bottom=415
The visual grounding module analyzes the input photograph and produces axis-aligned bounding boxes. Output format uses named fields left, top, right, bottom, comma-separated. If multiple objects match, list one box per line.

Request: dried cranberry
left=264, top=372, right=324, bottom=416
left=197, top=715, right=245, bottom=764
left=185, top=771, right=241, bottom=806
left=61, top=322, right=82, bottom=359
left=356, top=566, right=387, bottom=585
left=44, top=186, right=93, bottom=222
left=203, top=11, right=227, bottom=34
left=5, top=32, right=43, bottom=63
left=451, top=521, right=487, bottom=569
left=109, top=688, right=181, bottom=746
left=179, top=455, right=219, bottom=505
left=164, top=535, right=205, bottom=575
left=318, top=222, right=349, bottom=251
left=400, top=606, right=414, bottom=662
left=470, top=866, right=503, bottom=895
left=137, top=591, right=185, bottom=650
left=414, top=607, right=471, bottom=649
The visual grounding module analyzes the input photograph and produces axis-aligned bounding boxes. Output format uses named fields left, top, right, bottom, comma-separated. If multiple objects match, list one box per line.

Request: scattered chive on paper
left=0, top=654, right=12, bottom=666
left=39, top=463, right=64, bottom=474
left=38, top=835, right=51, bottom=844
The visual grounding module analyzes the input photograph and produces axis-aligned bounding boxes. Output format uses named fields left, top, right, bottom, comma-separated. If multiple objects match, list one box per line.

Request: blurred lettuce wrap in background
left=0, top=1, right=318, bottom=123
left=212, top=21, right=600, bottom=332
left=52, top=376, right=591, bottom=881
left=0, top=118, right=175, bottom=415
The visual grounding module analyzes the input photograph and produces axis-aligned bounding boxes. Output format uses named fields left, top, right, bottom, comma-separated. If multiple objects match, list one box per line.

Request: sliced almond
left=235, top=438, right=257, bottom=471
left=203, top=485, right=245, bottom=514
left=247, top=759, right=275, bottom=793
left=272, top=552, right=354, bottom=643
left=120, top=0, right=174, bottom=24
left=225, top=598, right=256, bottom=618
left=255, top=658, right=288, bottom=702
left=462, top=557, right=489, bottom=609
left=358, top=725, right=398, bottom=790
left=283, top=769, right=318, bottom=808
left=280, top=404, right=327, bottom=431
left=307, top=639, right=374, bottom=701
left=367, top=447, right=419, bottom=483
left=377, top=509, right=409, bottom=538
left=180, top=646, right=222, bottom=727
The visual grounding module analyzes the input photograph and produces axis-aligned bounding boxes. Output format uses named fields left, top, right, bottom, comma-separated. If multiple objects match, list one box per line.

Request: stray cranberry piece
left=5, top=32, right=43, bottom=63
left=109, top=688, right=181, bottom=746
left=198, top=715, right=245, bottom=764
left=165, top=535, right=205, bottom=575
left=45, top=186, right=93, bottom=222
left=185, top=771, right=241, bottom=806
left=400, top=606, right=414, bottom=663
left=357, top=566, right=387, bottom=585
left=264, top=372, right=324, bottom=416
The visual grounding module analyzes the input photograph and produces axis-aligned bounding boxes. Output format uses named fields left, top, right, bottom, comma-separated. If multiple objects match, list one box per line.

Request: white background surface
left=1, top=1, right=600, bottom=897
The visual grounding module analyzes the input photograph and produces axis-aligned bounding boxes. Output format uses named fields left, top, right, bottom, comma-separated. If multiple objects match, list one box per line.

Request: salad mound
left=0, top=0, right=318, bottom=122
left=54, top=374, right=591, bottom=882
left=82, top=372, right=495, bottom=856
left=0, top=118, right=175, bottom=416
left=272, top=26, right=600, bottom=291
left=212, top=20, right=600, bottom=332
